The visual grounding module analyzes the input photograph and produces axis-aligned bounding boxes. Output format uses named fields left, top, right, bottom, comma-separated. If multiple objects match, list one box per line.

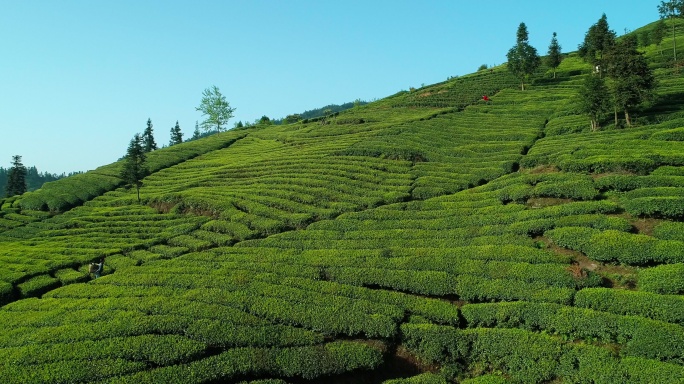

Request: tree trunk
left=521, top=81, right=525, bottom=91
left=136, top=186, right=141, bottom=203
left=673, top=22, right=677, bottom=63
left=614, top=107, right=618, bottom=127
left=625, top=109, right=631, bottom=127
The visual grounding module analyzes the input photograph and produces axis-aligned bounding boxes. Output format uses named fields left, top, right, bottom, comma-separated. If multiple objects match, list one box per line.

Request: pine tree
left=578, top=14, right=617, bottom=77
left=5, top=155, right=27, bottom=197
left=120, top=134, right=149, bottom=203
left=192, top=121, right=201, bottom=140
left=169, top=121, right=183, bottom=146
left=546, top=32, right=563, bottom=79
left=142, top=118, right=157, bottom=152
left=506, top=22, right=541, bottom=90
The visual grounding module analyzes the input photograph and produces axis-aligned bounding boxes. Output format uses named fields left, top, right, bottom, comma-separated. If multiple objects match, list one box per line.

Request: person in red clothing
left=482, top=95, right=490, bottom=102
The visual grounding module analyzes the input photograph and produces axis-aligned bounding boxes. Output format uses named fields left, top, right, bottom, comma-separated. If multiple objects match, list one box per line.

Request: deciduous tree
left=5, top=155, right=27, bottom=197
left=169, top=121, right=183, bottom=146
left=652, top=19, right=668, bottom=56
left=546, top=32, right=563, bottom=79
left=658, top=0, right=684, bottom=61
left=120, top=133, right=149, bottom=203
left=196, top=85, right=235, bottom=134
left=577, top=75, right=610, bottom=131
left=283, top=114, right=301, bottom=124
left=142, top=118, right=157, bottom=152
left=506, top=22, right=541, bottom=90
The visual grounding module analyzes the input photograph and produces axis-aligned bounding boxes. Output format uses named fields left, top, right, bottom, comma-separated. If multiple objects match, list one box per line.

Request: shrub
left=623, top=196, right=684, bottom=219
left=574, top=288, right=684, bottom=325
left=639, top=264, right=684, bottom=294
left=17, top=274, right=61, bottom=298
left=0, top=358, right=146, bottom=384
left=650, top=127, right=684, bottom=141
left=54, top=268, right=88, bottom=285
left=653, top=221, right=684, bottom=241
left=544, top=226, right=598, bottom=254
left=383, top=373, right=449, bottom=384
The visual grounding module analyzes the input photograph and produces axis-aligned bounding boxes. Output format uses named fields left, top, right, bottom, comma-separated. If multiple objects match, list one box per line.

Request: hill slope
left=0, top=21, right=684, bottom=383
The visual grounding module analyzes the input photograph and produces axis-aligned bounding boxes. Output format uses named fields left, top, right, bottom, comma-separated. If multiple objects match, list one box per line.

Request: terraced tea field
left=0, top=23, right=683, bottom=383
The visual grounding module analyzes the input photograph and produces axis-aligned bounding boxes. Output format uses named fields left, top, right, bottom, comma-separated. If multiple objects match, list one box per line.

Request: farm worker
left=91, top=258, right=105, bottom=278
left=482, top=95, right=490, bottom=102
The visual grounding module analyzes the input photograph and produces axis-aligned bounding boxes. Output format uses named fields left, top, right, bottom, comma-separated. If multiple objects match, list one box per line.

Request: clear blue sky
left=1, top=1, right=659, bottom=174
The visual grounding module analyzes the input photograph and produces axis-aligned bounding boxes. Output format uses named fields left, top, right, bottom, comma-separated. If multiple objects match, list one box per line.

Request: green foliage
left=120, top=133, right=149, bottom=203
left=112, top=342, right=382, bottom=383
left=507, top=23, right=541, bottom=90
left=384, top=373, right=449, bottom=384
left=402, top=323, right=684, bottom=383
left=196, top=85, right=235, bottom=133
left=639, top=263, right=684, bottom=294
left=578, top=13, right=616, bottom=69
left=17, top=274, right=60, bottom=298
left=0, top=358, right=146, bottom=384
left=460, top=375, right=509, bottom=384
left=604, top=35, right=656, bottom=126
left=547, top=227, right=684, bottom=265
left=651, top=127, right=684, bottom=141
left=185, top=320, right=324, bottom=348
left=142, top=118, right=158, bottom=152
left=5, top=155, right=27, bottom=198
left=575, top=287, right=684, bottom=325
left=576, top=74, right=610, bottom=130
left=624, top=196, right=684, bottom=219
left=169, top=120, right=183, bottom=145
left=653, top=220, right=684, bottom=240
left=53, top=268, right=88, bottom=285
left=462, top=300, right=684, bottom=364
left=545, top=32, right=563, bottom=78
left=0, top=18, right=684, bottom=381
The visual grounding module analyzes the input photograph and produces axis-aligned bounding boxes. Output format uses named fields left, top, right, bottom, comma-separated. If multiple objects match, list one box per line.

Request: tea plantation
left=0, top=21, right=683, bottom=383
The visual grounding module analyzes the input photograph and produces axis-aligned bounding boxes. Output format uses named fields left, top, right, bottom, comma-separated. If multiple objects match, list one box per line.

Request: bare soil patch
left=526, top=197, right=573, bottom=208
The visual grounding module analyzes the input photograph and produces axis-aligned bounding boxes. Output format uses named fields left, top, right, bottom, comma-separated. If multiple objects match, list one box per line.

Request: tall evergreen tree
left=658, top=0, right=684, bottom=62
left=169, top=120, right=183, bottom=146
left=5, top=155, right=27, bottom=197
left=196, top=85, right=235, bottom=134
left=546, top=32, right=563, bottom=79
left=577, top=75, right=610, bottom=131
left=578, top=13, right=617, bottom=77
left=120, top=134, right=149, bottom=203
left=142, top=118, right=157, bottom=152
left=507, top=22, right=541, bottom=90
left=604, top=35, right=656, bottom=127
left=192, top=121, right=201, bottom=140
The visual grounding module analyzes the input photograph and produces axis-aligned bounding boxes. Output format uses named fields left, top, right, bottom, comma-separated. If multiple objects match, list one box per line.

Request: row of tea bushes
left=638, top=263, right=684, bottom=295
left=109, top=341, right=383, bottom=383
left=574, top=288, right=684, bottom=325
left=401, top=323, right=684, bottom=383
left=546, top=227, right=684, bottom=265
left=14, top=131, right=247, bottom=213
left=460, top=301, right=684, bottom=364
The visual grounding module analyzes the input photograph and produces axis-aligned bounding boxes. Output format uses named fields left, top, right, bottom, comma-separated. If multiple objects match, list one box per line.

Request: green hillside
left=1, top=19, right=684, bottom=383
